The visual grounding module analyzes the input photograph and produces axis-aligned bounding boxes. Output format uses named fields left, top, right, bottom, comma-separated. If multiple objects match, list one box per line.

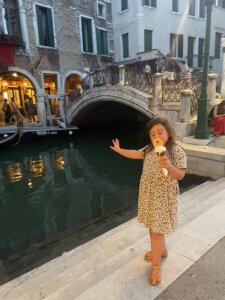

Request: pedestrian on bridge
left=110, top=117, right=187, bottom=286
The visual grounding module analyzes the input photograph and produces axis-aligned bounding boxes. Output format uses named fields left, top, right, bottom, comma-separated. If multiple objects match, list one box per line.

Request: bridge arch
left=67, top=85, right=156, bottom=126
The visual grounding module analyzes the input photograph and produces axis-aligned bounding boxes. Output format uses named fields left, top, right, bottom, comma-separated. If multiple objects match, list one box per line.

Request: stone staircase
left=1, top=178, right=225, bottom=300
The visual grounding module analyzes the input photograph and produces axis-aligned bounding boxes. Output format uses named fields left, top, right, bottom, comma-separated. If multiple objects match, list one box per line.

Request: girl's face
left=149, top=124, right=169, bottom=145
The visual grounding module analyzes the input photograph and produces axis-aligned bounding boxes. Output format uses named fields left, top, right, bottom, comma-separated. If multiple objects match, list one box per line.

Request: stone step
left=1, top=179, right=225, bottom=300
left=2, top=181, right=219, bottom=300
left=180, top=179, right=225, bottom=214
left=46, top=195, right=225, bottom=300
left=180, top=177, right=225, bottom=202
left=0, top=220, right=147, bottom=300
left=9, top=181, right=223, bottom=300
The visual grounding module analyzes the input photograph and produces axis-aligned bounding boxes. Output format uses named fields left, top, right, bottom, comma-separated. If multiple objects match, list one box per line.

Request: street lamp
left=195, top=0, right=215, bottom=139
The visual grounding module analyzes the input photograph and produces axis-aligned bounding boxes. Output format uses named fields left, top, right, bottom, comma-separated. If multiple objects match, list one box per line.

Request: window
left=81, top=17, right=93, bottom=53
left=189, top=0, right=196, bottom=16
left=43, top=73, right=58, bottom=95
left=121, top=0, right=128, bottom=11
left=199, top=0, right=206, bottom=18
left=96, top=28, right=108, bottom=55
left=36, top=5, right=55, bottom=47
left=217, top=0, right=225, bottom=8
left=122, top=33, right=129, bottom=58
left=97, top=2, right=106, bottom=18
left=142, top=0, right=157, bottom=7
left=187, top=36, right=196, bottom=67
left=144, top=30, right=153, bottom=52
left=3, top=0, right=22, bottom=39
left=172, top=0, right=179, bottom=12
left=170, top=34, right=183, bottom=58
left=215, top=32, right=222, bottom=59
left=198, top=38, right=204, bottom=67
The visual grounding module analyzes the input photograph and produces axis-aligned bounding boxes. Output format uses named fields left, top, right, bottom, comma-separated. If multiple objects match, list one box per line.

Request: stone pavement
left=157, top=135, right=225, bottom=300
left=155, top=237, right=225, bottom=300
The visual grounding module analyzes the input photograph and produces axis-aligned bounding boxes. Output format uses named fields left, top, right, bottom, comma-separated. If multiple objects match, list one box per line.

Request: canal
left=0, top=124, right=208, bottom=282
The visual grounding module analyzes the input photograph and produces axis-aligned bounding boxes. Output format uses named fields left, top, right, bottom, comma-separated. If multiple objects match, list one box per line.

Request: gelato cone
left=153, top=138, right=168, bottom=176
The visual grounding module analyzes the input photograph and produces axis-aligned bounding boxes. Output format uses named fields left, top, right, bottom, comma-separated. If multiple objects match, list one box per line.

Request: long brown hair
left=217, top=100, right=225, bottom=115
left=142, top=117, right=176, bottom=155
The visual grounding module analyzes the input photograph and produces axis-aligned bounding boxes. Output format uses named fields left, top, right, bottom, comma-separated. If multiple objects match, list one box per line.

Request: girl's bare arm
left=159, top=156, right=186, bottom=180
left=110, top=139, right=143, bottom=160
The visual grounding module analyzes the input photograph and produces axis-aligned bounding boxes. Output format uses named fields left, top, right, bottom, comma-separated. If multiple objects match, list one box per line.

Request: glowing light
left=12, top=72, right=18, bottom=77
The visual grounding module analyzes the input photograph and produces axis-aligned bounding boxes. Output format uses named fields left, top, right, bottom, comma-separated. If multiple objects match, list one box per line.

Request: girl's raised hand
left=110, top=138, right=120, bottom=152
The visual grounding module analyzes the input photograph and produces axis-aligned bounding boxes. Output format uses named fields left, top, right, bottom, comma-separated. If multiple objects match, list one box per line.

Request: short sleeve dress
left=137, top=144, right=187, bottom=235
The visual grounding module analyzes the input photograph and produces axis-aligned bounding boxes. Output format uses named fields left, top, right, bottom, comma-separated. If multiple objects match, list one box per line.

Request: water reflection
left=0, top=134, right=141, bottom=261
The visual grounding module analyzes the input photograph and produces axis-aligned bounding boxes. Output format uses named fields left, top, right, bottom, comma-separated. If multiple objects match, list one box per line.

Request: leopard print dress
left=137, top=144, right=187, bottom=234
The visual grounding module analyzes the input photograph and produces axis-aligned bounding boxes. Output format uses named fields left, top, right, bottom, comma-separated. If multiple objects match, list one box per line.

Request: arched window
left=3, top=0, right=22, bottom=39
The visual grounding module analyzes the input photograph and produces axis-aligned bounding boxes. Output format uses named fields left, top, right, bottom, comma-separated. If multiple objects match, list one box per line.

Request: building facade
left=112, top=0, right=225, bottom=87
left=0, top=0, right=113, bottom=126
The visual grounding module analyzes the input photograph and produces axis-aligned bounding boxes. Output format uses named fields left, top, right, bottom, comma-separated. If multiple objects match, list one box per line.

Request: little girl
left=110, top=117, right=187, bottom=286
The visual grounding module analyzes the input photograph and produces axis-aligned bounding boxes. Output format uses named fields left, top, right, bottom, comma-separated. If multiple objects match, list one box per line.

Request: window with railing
left=36, top=5, right=55, bottom=47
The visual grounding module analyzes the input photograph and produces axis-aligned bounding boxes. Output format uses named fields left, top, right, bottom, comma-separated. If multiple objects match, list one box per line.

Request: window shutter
left=151, top=0, right=157, bottom=8
left=36, top=6, right=44, bottom=45
left=96, top=28, right=101, bottom=54
left=46, top=8, right=55, bottom=47
left=178, top=34, right=183, bottom=58
left=103, top=31, right=108, bottom=55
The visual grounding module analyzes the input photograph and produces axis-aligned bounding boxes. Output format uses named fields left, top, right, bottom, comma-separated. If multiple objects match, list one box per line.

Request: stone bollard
left=180, top=90, right=193, bottom=123
left=118, top=65, right=125, bottom=86
left=208, top=73, right=218, bottom=107
left=173, top=90, right=195, bottom=140
left=152, top=73, right=163, bottom=114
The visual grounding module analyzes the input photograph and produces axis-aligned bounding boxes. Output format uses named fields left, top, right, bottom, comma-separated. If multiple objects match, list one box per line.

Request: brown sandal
left=149, top=266, right=161, bottom=286
left=144, top=249, right=168, bottom=261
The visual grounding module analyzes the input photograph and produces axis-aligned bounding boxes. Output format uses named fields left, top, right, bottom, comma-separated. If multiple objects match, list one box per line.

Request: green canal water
left=0, top=125, right=208, bottom=280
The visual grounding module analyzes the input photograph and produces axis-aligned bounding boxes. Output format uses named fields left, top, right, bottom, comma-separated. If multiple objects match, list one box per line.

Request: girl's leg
left=150, top=230, right=165, bottom=267
left=148, top=230, right=165, bottom=286
left=145, top=228, right=167, bottom=260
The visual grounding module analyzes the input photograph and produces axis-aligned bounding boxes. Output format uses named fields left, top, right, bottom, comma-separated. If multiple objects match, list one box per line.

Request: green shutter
left=103, top=31, right=108, bottom=55
left=96, top=28, right=101, bottom=54
left=46, top=8, right=55, bottom=47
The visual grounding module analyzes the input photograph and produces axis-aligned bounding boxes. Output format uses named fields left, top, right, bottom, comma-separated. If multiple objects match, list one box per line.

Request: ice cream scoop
left=153, top=138, right=168, bottom=176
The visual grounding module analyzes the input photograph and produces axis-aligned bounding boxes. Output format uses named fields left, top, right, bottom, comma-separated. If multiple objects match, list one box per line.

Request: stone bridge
left=66, top=85, right=156, bottom=127
left=65, top=66, right=218, bottom=129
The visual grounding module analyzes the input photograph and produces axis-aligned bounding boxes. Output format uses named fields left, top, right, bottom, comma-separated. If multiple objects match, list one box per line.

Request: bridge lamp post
left=195, top=0, right=215, bottom=139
